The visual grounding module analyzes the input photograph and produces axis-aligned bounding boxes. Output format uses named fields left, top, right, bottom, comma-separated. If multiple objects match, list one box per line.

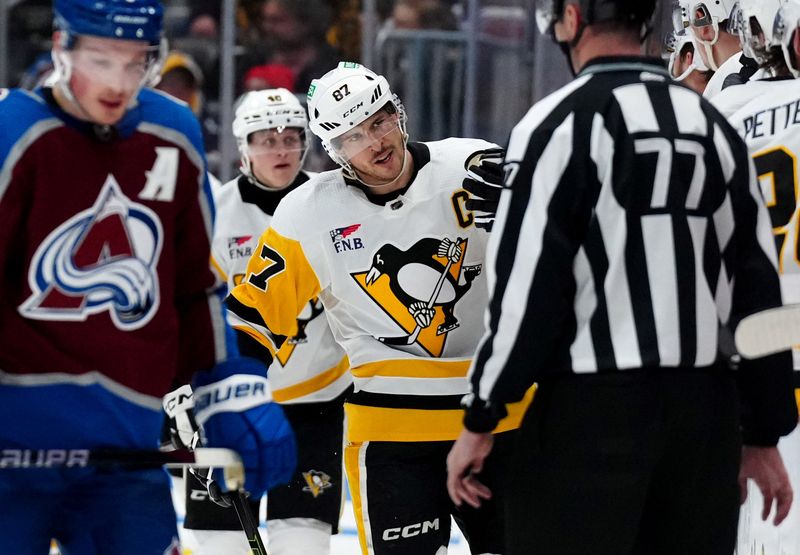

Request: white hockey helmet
left=678, top=0, right=740, bottom=70
left=664, top=29, right=700, bottom=80
left=735, top=0, right=788, bottom=66
left=774, top=0, right=800, bottom=76
left=307, top=61, right=407, bottom=178
left=232, top=88, right=309, bottom=185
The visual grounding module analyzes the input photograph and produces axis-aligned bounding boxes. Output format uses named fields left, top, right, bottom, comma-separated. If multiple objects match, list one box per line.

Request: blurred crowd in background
left=2, top=0, right=673, bottom=176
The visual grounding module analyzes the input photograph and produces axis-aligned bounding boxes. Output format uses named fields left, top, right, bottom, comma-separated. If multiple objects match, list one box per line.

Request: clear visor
left=247, top=128, right=307, bottom=157
left=68, top=41, right=162, bottom=91
left=329, top=111, right=402, bottom=163
left=534, top=0, right=558, bottom=35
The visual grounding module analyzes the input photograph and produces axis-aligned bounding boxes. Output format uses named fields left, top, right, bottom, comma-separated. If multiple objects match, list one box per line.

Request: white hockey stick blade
left=166, top=448, right=245, bottom=491
left=163, top=447, right=242, bottom=470
left=735, top=305, right=800, bottom=359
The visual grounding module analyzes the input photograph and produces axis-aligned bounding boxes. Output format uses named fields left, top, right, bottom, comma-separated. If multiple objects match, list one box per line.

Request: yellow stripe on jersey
left=344, top=442, right=371, bottom=555
left=272, top=356, right=350, bottom=402
left=351, top=359, right=470, bottom=379
left=345, top=384, right=536, bottom=443
left=228, top=227, right=321, bottom=356
left=795, top=387, right=800, bottom=413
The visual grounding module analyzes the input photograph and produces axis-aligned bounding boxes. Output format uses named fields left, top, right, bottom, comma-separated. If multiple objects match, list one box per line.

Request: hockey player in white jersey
left=715, top=2, right=800, bottom=553
left=664, top=28, right=712, bottom=93
left=178, top=89, right=351, bottom=555
left=676, top=0, right=761, bottom=98
left=226, top=62, right=532, bottom=554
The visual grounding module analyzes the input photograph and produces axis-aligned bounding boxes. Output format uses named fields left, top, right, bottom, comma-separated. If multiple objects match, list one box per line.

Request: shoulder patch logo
left=330, top=223, right=364, bottom=253
left=19, top=174, right=163, bottom=330
left=226, top=235, right=255, bottom=262
left=351, top=237, right=481, bottom=357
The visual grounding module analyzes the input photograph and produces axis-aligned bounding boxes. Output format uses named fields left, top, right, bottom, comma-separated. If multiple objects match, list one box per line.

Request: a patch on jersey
left=351, top=237, right=481, bottom=357
left=19, top=174, right=163, bottom=330
left=275, top=297, right=325, bottom=366
left=226, top=235, right=255, bottom=261
left=330, top=224, right=364, bottom=253
left=0, top=89, right=9, bottom=102
left=302, top=469, right=333, bottom=498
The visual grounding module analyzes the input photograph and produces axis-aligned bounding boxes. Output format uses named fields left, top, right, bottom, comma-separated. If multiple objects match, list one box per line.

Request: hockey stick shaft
left=0, top=447, right=242, bottom=470
left=230, top=490, right=269, bottom=555
left=735, top=304, right=800, bottom=359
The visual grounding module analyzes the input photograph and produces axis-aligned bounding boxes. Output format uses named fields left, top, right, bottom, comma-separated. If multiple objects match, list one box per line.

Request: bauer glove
left=192, top=357, right=297, bottom=499
left=463, top=148, right=505, bottom=231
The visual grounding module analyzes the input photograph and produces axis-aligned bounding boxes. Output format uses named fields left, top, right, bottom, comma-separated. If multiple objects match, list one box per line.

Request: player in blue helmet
left=0, top=1, right=296, bottom=553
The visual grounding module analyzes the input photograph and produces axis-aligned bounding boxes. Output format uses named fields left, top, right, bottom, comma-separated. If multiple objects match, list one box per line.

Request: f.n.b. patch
left=330, top=223, right=364, bottom=253
left=227, top=235, right=254, bottom=260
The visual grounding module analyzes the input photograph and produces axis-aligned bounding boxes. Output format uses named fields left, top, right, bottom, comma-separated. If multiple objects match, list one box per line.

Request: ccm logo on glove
left=193, top=375, right=273, bottom=423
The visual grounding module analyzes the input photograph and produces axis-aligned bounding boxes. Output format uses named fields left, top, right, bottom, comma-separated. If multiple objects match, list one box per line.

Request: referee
left=447, top=1, right=798, bottom=554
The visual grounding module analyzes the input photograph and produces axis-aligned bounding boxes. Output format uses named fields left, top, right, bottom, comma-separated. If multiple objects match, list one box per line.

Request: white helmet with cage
left=773, top=0, right=800, bottom=76
left=307, top=61, right=407, bottom=180
left=734, top=0, right=789, bottom=66
left=232, top=88, right=309, bottom=186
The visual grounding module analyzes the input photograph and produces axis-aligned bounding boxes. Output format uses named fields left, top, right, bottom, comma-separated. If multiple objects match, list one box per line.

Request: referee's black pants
left=506, top=367, right=741, bottom=555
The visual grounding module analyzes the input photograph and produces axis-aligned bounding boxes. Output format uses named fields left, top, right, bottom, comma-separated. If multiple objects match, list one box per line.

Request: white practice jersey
left=212, top=173, right=350, bottom=404
left=227, top=140, right=534, bottom=443
left=720, top=77, right=800, bottom=369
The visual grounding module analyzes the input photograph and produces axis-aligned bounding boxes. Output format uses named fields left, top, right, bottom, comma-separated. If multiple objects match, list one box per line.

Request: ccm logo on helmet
left=382, top=519, right=440, bottom=541
left=343, top=102, right=364, bottom=118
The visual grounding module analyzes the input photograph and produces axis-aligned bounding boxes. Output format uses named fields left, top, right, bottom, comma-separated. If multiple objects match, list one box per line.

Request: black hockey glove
left=463, top=148, right=505, bottom=231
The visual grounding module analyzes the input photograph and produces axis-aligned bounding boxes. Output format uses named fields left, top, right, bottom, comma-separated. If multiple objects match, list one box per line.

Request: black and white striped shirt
left=465, top=57, right=794, bottom=444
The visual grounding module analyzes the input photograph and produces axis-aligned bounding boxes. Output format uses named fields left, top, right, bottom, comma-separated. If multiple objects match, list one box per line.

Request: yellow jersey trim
left=272, top=357, right=350, bottom=402
left=344, top=385, right=536, bottom=443
left=350, top=359, right=471, bottom=379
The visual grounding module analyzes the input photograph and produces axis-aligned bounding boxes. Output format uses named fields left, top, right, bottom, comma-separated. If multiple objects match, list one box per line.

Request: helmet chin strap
left=694, top=25, right=721, bottom=71
left=673, top=63, right=698, bottom=81
left=51, top=48, right=97, bottom=123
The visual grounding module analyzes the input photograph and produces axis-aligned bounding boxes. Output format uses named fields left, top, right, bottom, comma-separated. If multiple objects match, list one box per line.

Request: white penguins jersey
left=709, top=71, right=767, bottom=119
left=227, top=140, right=533, bottom=443
left=703, top=51, right=744, bottom=99
left=722, top=77, right=800, bottom=555
left=720, top=77, right=800, bottom=368
left=212, top=173, right=350, bottom=404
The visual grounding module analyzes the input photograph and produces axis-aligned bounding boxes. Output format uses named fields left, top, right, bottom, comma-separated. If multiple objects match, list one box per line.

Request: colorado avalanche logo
left=19, top=174, right=163, bottom=330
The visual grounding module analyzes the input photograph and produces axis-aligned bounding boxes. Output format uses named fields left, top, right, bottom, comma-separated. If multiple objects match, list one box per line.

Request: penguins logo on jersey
left=352, top=237, right=481, bottom=357
left=302, top=469, right=333, bottom=498
left=273, top=297, right=326, bottom=366
left=19, top=174, right=162, bottom=330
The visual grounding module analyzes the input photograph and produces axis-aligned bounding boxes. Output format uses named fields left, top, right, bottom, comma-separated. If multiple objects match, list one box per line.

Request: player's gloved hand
left=463, top=148, right=505, bottom=231
left=160, top=384, right=200, bottom=451
left=192, top=357, right=297, bottom=499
